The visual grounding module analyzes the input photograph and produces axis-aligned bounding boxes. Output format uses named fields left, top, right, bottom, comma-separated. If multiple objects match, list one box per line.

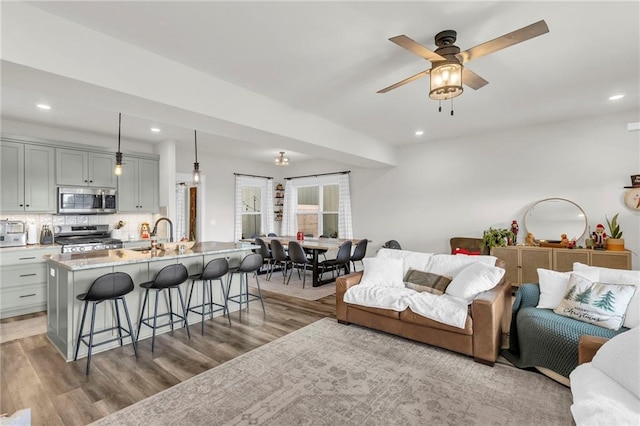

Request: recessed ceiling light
left=36, top=104, right=51, bottom=110
left=415, top=130, right=424, bottom=136
left=150, top=127, right=161, bottom=133
left=608, top=94, right=624, bottom=101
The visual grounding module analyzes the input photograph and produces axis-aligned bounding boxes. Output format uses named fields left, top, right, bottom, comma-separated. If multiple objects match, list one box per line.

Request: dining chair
left=350, top=239, right=368, bottom=272
left=254, top=237, right=273, bottom=276
left=268, top=239, right=289, bottom=284
left=320, top=240, right=352, bottom=280
left=286, top=241, right=311, bottom=288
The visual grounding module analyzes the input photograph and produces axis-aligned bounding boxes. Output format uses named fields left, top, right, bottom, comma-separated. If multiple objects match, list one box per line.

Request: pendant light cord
left=194, top=129, right=198, bottom=163
left=118, top=113, right=122, bottom=151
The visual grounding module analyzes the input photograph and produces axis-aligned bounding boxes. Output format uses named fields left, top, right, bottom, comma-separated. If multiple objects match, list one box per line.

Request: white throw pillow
left=574, top=262, right=640, bottom=328
left=445, top=262, right=505, bottom=304
left=359, top=257, right=404, bottom=288
left=554, top=274, right=637, bottom=330
left=536, top=268, right=599, bottom=309
left=592, top=326, right=640, bottom=399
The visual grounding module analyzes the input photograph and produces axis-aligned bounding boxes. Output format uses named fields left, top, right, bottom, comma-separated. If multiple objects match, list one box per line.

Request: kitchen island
left=45, top=241, right=257, bottom=361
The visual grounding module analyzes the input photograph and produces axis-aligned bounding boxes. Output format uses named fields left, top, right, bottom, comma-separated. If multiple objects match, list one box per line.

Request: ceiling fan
left=378, top=20, right=549, bottom=111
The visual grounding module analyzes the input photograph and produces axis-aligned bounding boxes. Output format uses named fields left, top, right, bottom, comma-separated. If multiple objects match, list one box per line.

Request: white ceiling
left=1, top=1, right=639, bottom=166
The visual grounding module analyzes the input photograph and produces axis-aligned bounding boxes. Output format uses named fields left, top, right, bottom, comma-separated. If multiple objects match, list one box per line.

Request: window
left=296, top=184, right=339, bottom=237
left=234, top=175, right=274, bottom=241
left=241, top=186, right=262, bottom=238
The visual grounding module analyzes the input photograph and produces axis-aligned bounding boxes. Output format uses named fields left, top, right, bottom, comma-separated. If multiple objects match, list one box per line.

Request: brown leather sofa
left=336, top=266, right=511, bottom=365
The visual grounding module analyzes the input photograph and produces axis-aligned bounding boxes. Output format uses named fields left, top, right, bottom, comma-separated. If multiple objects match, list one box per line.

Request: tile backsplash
left=4, top=213, right=158, bottom=241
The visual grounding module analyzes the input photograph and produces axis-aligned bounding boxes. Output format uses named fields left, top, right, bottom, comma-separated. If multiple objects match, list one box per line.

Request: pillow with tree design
left=554, top=273, right=637, bottom=330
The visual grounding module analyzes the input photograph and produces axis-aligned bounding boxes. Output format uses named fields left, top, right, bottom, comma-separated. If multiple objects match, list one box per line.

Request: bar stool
left=74, top=272, right=138, bottom=375
left=226, top=253, right=265, bottom=320
left=186, top=258, right=231, bottom=335
left=136, top=263, right=191, bottom=352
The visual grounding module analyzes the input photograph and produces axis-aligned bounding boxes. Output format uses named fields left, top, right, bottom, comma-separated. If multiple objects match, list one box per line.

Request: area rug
left=250, top=272, right=336, bottom=301
left=92, top=318, right=573, bottom=426
left=0, top=316, right=47, bottom=344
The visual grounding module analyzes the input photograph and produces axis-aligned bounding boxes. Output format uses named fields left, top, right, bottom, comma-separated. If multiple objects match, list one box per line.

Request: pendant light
left=114, top=113, right=123, bottom=176
left=192, top=129, right=200, bottom=185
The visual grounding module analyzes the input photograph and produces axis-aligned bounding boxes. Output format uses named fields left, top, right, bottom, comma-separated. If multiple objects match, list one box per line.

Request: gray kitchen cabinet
left=117, top=157, right=159, bottom=213
left=0, top=246, right=60, bottom=318
left=56, top=148, right=116, bottom=187
left=0, top=141, right=56, bottom=213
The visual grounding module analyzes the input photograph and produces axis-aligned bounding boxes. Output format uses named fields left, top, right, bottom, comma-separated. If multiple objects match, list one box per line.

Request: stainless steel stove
left=54, top=224, right=123, bottom=253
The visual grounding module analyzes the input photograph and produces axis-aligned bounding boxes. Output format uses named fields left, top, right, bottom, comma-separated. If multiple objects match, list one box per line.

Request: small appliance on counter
left=40, top=225, right=54, bottom=245
left=0, top=220, right=27, bottom=247
left=27, top=222, right=39, bottom=245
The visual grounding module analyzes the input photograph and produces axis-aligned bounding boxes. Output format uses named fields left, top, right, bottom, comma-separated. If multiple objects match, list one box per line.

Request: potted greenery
left=605, top=213, right=625, bottom=251
left=482, top=227, right=515, bottom=249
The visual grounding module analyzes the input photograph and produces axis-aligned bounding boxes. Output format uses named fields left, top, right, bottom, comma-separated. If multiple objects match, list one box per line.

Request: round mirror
left=524, top=198, right=587, bottom=241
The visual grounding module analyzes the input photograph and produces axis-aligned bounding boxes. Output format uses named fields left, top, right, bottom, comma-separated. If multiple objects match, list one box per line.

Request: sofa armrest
left=578, top=335, right=609, bottom=364
left=471, top=276, right=510, bottom=363
left=336, top=271, right=363, bottom=322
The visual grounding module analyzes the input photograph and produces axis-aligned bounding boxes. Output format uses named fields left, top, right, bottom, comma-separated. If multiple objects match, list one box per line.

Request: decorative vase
left=606, top=238, right=625, bottom=251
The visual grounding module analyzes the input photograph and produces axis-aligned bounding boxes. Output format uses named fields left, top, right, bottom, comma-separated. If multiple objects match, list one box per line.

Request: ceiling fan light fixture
left=429, top=63, right=463, bottom=100
left=275, top=151, right=289, bottom=166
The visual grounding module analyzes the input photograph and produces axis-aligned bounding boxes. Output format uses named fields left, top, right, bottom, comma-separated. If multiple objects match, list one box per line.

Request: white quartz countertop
left=44, top=241, right=257, bottom=271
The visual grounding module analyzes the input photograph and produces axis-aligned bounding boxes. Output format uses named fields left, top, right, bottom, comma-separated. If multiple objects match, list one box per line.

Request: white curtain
left=175, top=184, right=188, bottom=240
left=282, top=179, right=297, bottom=236
left=338, top=174, right=353, bottom=238
left=234, top=175, right=274, bottom=241
left=233, top=176, right=245, bottom=242
left=264, top=179, right=275, bottom=235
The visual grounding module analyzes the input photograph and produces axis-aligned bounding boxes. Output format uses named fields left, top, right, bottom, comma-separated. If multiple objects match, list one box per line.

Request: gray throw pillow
left=404, top=269, right=452, bottom=295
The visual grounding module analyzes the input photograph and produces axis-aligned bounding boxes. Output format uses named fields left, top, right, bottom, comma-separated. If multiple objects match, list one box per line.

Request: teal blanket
left=502, top=283, right=626, bottom=378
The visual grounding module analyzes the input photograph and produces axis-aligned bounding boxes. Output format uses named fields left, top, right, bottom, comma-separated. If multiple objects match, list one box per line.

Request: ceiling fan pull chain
left=450, top=99, right=454, bottom=116
left=438, top=100, right=442, bottom=112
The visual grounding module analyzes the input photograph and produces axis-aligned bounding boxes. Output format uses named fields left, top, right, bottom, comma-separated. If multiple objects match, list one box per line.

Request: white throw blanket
left=571, top=392, right=639, bottom=426
left=405, top=292, right=469, bottom=329
left=343, top=286, right=469, bottom=329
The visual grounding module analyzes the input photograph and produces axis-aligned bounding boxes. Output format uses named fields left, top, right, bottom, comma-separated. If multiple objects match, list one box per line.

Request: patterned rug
left=92, top=318, right=573, bottom=425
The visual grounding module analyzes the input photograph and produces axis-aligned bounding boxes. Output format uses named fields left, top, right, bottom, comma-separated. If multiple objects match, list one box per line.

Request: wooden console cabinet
left=491, top=246, right=631, bottom=286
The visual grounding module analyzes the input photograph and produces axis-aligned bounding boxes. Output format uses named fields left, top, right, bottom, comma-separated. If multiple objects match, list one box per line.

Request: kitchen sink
left=129, top=247, right=152, bottom=252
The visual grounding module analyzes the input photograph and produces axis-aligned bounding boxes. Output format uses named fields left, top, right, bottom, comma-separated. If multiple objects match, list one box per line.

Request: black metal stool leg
left=114, top=299, right=123, bottom=346
left=86, top=301, right=98, bottom=375
left=177, top=286, right=191, bottom=339
left=121, top=297, right=138, bottom=358
left=253, top=273, right=266, bottom=318
left=167, top=288, right=175, bottom=331
left=136, top=289, right=149, bottom=342
left=151, top=289, right=160, bottom=352
left=219, top=278, right=231, bottom=326
left=74, top=300, right=89, bottom=361
left=201, top=280, right=207, bottom=335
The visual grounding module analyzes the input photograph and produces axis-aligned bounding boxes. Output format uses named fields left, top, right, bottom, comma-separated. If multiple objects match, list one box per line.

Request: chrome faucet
left=151, top=217, right=174, bottom=242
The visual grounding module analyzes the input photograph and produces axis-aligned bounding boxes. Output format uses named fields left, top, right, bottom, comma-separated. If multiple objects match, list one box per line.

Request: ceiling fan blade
left=389, top=35, right=446, bottom=62
left=458, top=20, right=549, bottom=63
left=462, top=67, right=489, bottom=90
left=377, top=69, right=431, bottom=93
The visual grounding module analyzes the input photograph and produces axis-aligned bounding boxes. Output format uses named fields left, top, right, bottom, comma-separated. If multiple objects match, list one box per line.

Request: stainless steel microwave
left=57, top=187, right=117, bottom=214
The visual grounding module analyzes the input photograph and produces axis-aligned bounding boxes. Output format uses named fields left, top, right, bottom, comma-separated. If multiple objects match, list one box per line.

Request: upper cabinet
left=0, top=141, right=56, bottom=213
left=56, top=149, right=116, bottom=188
left=117, top=157, right=159, bottom=213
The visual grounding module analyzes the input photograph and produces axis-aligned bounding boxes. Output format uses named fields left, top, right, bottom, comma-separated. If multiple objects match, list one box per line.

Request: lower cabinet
left=491, top=246, right=632, bottom=286
left=0, top=247, right=60, bottom=318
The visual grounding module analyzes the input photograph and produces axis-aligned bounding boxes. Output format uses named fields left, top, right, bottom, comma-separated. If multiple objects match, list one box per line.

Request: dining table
left=241, top=236, right=362, bottom=287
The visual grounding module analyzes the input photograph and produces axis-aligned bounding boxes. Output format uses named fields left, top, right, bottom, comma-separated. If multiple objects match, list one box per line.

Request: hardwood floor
left=1, top=290, right=336, bottom=425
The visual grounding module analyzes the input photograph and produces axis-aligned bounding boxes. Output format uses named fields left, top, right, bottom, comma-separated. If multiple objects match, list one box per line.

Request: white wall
left=174, top=145, right=277, bottom=242
left=351, top=110, right=638, bottom=268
